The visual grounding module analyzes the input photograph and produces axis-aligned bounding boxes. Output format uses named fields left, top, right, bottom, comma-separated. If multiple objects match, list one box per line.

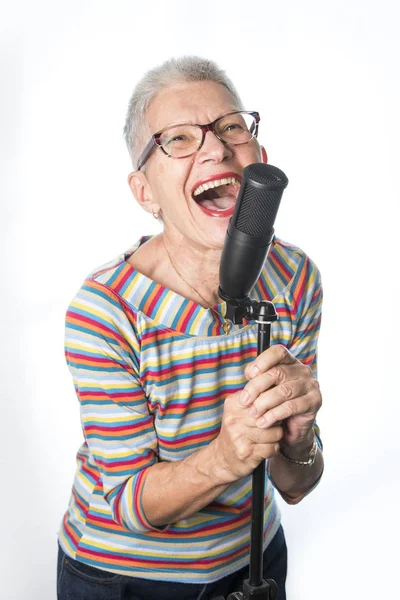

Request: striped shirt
left=58, top=236, right=323, bottom=583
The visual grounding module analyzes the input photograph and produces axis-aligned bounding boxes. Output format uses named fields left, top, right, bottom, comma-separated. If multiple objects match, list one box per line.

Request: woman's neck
left=161, top=233, right=223, bottom=307
left=127, top=233, right=224, bottom=307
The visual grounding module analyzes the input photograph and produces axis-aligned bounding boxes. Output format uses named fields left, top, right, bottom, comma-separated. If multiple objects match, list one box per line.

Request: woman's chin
left=202, top=219, right=231, bottom=250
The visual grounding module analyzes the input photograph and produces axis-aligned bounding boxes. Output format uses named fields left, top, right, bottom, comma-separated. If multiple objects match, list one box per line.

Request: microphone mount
left=218, top=289, right=279, bottom=326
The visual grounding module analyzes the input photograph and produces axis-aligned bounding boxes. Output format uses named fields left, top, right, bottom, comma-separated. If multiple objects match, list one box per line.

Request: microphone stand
left=215, top=296, right=279, bottom=600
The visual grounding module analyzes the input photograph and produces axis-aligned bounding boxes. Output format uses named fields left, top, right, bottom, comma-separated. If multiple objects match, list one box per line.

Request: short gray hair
left=123, top=56, right=244, bottom=169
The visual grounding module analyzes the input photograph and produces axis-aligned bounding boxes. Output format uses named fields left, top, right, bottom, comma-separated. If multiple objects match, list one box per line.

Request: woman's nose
left=196, top=130, right=232, bottom=163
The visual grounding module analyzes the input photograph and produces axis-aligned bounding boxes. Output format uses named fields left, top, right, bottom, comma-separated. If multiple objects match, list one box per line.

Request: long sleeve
left=65, top=278, right=164, bottom=533
left=286, top=254, right=323, bottom=450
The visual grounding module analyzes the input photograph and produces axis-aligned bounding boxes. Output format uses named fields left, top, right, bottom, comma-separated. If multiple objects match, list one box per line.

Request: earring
left=261, top=146, right=268, bottom=164
left=152, top=210, right=160, bottom=220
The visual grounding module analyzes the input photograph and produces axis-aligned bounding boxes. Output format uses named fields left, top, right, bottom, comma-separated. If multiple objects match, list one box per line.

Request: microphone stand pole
left=217, top=299, right=279, bottom=600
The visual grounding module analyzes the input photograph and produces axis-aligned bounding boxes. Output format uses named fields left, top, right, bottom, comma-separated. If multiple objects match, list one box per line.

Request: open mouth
left=192, top=176, right=241, bottom=217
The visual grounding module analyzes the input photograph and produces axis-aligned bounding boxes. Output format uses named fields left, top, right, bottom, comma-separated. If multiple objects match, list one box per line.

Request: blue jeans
left=57, top=525, right=287, bottom=600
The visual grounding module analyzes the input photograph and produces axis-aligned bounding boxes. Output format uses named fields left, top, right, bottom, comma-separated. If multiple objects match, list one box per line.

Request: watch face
left=307, top=438, right=318, bottom=466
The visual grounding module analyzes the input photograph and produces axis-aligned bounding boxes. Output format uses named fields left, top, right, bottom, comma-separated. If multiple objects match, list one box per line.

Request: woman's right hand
left=213, top=391, right=284, bottom=483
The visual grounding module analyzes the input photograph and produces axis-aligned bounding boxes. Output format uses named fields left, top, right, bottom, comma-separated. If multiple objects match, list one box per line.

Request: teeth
left=193, top=177, right=240, bottom=196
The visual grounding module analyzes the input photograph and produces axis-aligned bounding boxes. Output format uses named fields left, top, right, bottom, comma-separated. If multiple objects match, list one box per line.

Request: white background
left=1, top=1, right=399, bottom=598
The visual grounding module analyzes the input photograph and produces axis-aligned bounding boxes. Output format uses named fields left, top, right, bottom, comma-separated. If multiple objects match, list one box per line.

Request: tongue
left=195, top=183, right=239, bottom=212
left=199, top=195, right=236, bottom=211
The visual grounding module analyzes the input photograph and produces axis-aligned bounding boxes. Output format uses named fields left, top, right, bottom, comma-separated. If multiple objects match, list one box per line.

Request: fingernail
left=240, top=391, right=250, bottom=405
left=257, top=416, right=266, bottom=427
left=248, top=365, right=259, bottom=378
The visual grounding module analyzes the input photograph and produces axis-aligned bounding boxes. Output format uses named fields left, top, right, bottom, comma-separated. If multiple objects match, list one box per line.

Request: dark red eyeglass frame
left=136, top=110, right=260, bottom=170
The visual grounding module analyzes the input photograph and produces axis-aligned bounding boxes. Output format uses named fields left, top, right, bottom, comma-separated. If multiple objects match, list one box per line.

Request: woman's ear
left=260, top=146, right=268, bottom=164
left=127, top=170, right=160, bottom=215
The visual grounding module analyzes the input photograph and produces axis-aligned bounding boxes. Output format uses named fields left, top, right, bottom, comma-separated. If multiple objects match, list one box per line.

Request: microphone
left=218, top=163, right=288, bottom=304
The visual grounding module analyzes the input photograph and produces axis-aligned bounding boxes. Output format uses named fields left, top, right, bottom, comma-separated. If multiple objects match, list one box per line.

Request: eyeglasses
left=136, top=110, right=260, bottom=170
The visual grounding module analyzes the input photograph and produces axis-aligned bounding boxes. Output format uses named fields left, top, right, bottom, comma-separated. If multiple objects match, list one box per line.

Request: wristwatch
left=278, top=434, right=318, bottom=467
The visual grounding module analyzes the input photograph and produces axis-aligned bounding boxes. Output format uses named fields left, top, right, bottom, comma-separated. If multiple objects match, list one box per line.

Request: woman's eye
left=224, top=123, right=244, bottom=132
left=165, top=134, right=189, bottom=145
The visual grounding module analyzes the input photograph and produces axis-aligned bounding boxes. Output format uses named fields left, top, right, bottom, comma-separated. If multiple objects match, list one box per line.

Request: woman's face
left=134, top=80, right=263, bottom=250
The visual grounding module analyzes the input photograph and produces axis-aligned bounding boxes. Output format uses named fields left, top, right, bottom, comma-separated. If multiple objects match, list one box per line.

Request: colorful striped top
left=58, top=236, right=323, bottom=583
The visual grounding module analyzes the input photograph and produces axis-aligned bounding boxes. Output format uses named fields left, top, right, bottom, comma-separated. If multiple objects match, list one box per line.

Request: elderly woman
left=57, top=56, right=323, bottom=600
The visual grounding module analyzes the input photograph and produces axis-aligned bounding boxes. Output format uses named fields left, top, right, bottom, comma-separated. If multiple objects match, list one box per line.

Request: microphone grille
left=234, top=164, right=288, bottom=237
left=245, top=163, right=288, bottom=188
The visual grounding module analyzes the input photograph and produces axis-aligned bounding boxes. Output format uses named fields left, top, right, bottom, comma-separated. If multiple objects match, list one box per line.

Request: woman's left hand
left=240, top=345, right=322, bottom=450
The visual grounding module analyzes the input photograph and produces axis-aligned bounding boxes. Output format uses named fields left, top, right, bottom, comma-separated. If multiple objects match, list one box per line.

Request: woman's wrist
left=279, top=429, right=316, bottom=462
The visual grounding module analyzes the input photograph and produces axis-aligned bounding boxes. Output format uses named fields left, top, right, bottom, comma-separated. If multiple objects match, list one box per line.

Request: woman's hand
left=241, top=344, right=322, bottom=453
left=213, top=344, right=322, bottom=484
